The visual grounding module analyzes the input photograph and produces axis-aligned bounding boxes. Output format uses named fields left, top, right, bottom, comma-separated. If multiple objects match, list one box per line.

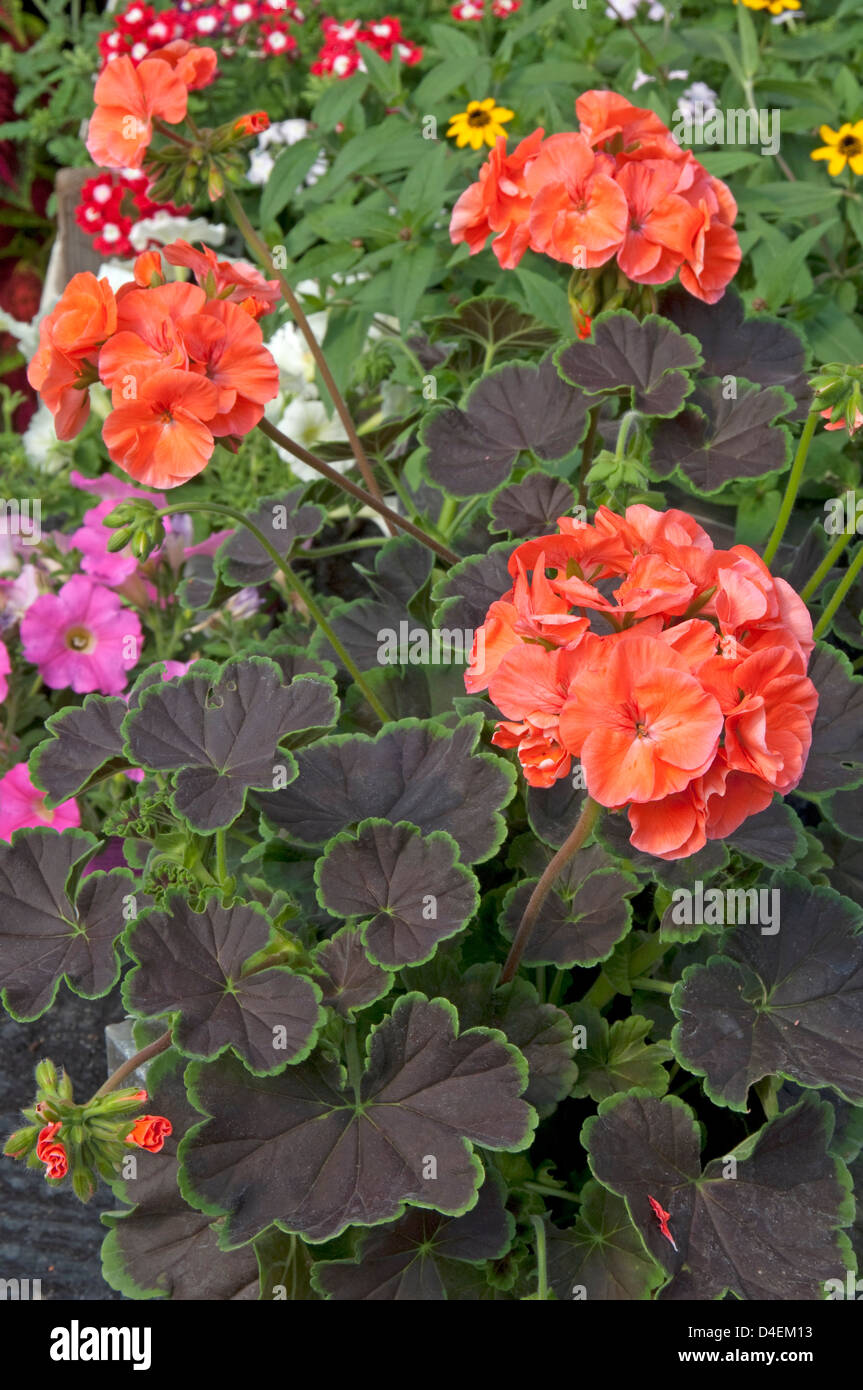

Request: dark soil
left=0, top=986, right=127, bottom=1301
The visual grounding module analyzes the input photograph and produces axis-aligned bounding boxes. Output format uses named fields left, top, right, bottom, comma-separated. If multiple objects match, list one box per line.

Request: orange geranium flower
left=450, top=89, right=741, bottom=302
left=162, top=240, right=280, bottom=319
left=557, top=634, right=723, bottom=805
left=86, top=54, right=189, bottom=169
left=525, top=133, right=629, bottom=268
left=148, top=39, right=218, bottom=90
left=27, top=272, right=117, bottom=439
left=449, top=127, right=545, bottom=269
left=468, top=505, right=817, bottom=858
left=178, top=298, right=280, bottom=436
left=102, top=368, right=220, bottom=487
left=98, top=281, right=205, bottom=402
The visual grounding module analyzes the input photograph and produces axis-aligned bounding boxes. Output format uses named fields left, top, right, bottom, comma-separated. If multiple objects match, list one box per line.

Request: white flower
left=95, top=259, right=136, bottom=294
left=678, top=81, right=719, bottom=122
left=265, top=313, right=328, bottom=401
left=632, top=68, right=653, bottom=90
left=605, top=0, right=667, bottom=19
left=21, top=405, right=69, bottom=476
left=271, top=399, right=350, bottom=480
left=248, top=120, right=328, bottom=189
left=247, top=149, right=276, bottom=186
left=0, top=306, right=40, bottom=358
left=130, top=214, right=227, bottom=250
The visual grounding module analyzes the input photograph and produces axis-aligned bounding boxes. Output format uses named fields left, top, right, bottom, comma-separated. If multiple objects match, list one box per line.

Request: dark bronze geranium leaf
left=179, top=994, right=536, bottom=1245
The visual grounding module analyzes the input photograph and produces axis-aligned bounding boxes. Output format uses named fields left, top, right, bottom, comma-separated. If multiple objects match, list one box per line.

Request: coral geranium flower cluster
left=450, top=90, right=742, bottom=303
left=27, top=245, right=280, bottom=488
left=86, top=39, right=218, bottom=170
left=466, top=505, right=817, bottom=860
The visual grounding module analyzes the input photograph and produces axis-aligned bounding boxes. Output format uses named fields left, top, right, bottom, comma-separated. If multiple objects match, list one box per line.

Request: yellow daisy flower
left=811, top=121, right=863, bottom=178
left=446, top=98, right=514, bottom=151
left=734, top=0, right=800, bottom=13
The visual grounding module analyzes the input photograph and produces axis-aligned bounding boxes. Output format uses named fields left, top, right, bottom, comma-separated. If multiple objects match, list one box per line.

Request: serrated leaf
left=315, top=819, right=478, bottom=968
left=427, top=296, right=558, bottom=372
left=501, top=860, right=638, bottom=968
left=312, top=926, right=392, bottom=1018
left=557, top=311, right=701, bottom=417
left=29, top=694, right=129, bottom=807
left=179, top=994, right=536, bottom=1245
left=123, top=659, right=338, bottom=832
left=671, top=872, right=863, bottom=1110
left=443, top=963, right=578, bottom=1117
left=0, top=829, right=139, bottom=1021
left=101, top=1054, right=261, bottom=1300
left=489, top=472, right=577, bottom=540
left=257, top=715, right=516, bottom=865
left=432, top=544, right=514, bottom=631
left=123, top=896, right=324, bottom=1074
left=568, top=1004, right=672, bottom=1101
left=650, top=379, right=791, bottom=495
left=798, top=643, right=863, bottom=795
left=312, top=1169, right=514, bottom=1299
left=422, top=354, right=590, bottom=498
left=660, top=286, right=810, bottom=417
left=214, top=491, right=324, bottom=589
left=546, top=1183, right=664, bottom=1301
left=583, top=1092, right=853, bottom=1300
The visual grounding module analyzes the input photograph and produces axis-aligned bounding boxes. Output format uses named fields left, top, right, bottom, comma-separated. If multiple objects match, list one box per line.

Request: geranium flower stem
left=500, top=797, right=601, bottom=985
left=530, top=1214, right=549, bottom=1300
left=154, top=502, right=393, bottom=724
left=258, top=418, right=459, bottom=564
left=800, top=527, right=854, bottom=602
left=92, top=1030, right=172, bottom=1099
left=222, top=184, right=395, bottom=534
left=762, top=410, right=819, bottom=565
left=813, top=539, right=863, bottom=639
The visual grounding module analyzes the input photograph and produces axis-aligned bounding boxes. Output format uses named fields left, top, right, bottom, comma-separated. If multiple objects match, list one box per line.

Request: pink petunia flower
left=0, top=763, right=81, bottom=842
left=20, top=575, right=143, bottom=694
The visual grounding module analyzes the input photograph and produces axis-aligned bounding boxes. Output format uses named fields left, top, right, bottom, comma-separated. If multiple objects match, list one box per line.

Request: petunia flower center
left=467, top=110, right=492, bottom=128
left=65, top=625, right=96, bottom=653
left=838, top=134, right=862, bottom=155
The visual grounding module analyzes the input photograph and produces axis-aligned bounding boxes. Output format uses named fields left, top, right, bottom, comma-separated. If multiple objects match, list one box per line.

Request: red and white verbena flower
left=466, top=505, right=818, bottom=860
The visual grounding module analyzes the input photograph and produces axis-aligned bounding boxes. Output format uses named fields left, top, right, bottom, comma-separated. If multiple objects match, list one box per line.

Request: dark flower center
left=839, top=135, right=861, bottom=154
left=467, top=110, right=492, bottom=128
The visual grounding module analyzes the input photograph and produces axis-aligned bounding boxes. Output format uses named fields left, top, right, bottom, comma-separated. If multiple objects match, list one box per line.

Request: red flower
left=36, top=1123, right=68, bottom=1180
left=126, top=1114, right=172, bottom=1152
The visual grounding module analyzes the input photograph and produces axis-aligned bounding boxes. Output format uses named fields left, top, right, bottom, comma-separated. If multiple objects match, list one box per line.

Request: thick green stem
left=501, top=799, right=601, bottom=985
left=92, top=1031, right=172, bottom=1099
left=523, top=1181, right=581, bottom=1204
left=813, top=540, right=863, bottom=639
left=155, top=501, right=392, bottom=723
left=222, top=185, right=394, bottom=533
left=530, top=1215, right=549, bottom=1301
left=258, top=418, right=459, bottom=565
left=762, top=411, right=819, bottom=565
left=215, top=828, right=229, bottom=889
left=800, top=527, right=854, bottom=602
